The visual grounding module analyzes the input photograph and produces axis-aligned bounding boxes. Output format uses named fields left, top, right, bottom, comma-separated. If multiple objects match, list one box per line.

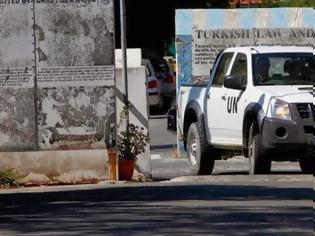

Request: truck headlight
left=268, top=98, right=292, bottom=121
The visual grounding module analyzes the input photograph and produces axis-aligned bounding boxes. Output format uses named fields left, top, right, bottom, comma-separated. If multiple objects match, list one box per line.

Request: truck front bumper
left=261, top=116, right=314, bottom=159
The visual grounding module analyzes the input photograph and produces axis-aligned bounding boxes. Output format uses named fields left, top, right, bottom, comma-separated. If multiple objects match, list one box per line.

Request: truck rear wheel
left=299, top=157, right=315, bottom=174
left=248, top=123, right=271, bottom=175
left=187, top=122, right=214, bottom=175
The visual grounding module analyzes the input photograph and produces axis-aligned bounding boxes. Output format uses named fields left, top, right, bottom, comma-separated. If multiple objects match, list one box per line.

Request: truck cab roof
left=224, top=46, right=314, bottom=54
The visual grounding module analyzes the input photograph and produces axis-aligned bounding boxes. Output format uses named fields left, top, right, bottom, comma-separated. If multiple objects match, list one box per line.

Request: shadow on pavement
left=214, top=170, right=303, bottom=176
left=0, top=183, right=313, bottom=235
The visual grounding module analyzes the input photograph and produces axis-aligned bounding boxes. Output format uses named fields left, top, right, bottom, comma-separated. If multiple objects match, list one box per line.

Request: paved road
left=0, top=175, right=313, bottom=236
left=151, top=148, right=304, bottom=180
left=1, top=148, right=312, bottom=236
left=149, top=116, right=176, bottom=148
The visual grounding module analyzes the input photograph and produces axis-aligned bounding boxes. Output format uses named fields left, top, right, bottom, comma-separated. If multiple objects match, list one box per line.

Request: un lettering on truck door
left=227, top=96, right=238, bottom=114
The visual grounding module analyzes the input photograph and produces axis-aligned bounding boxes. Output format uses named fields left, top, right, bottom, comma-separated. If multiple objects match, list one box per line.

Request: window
left=212, top=52, right=234, bottom=86
left=230, top=53, right=247, bottom=85
left=252, top=53, right=314, bottom=86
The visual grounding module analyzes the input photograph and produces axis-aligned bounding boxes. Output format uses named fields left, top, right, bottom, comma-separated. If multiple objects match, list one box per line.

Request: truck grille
left=296, top=103, right=313, bottom=119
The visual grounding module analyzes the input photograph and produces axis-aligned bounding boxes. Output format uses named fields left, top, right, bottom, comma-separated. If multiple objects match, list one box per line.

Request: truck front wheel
left=187, top=122, right=214, bottom=175
left=248, top=123, right=271, bottom=175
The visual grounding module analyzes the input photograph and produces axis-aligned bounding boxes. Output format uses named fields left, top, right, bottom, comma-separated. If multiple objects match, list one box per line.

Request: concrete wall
left=0, top=1, right=116, bottom=184
left=0, top=150, right=108, bottom=184
left=0, top=48, right=151, bottom=184
left=115, top=49, right=152, bottom=179
left=176, top=7, right=315, bottom=86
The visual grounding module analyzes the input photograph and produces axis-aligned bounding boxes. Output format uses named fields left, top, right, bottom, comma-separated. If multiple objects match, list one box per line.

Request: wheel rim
left=189, top=137, right=197, bottom=166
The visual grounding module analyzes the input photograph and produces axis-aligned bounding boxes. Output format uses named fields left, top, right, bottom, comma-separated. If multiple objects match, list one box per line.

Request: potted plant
left=117, top=107, right=148, bottom=181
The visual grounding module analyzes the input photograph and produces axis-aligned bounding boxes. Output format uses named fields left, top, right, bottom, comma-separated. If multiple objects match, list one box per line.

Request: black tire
left=186, top=122, right=215, bottom=175
left=248, top=123, right=271, bottom=175
left=299, top=157, right=315, bottom=174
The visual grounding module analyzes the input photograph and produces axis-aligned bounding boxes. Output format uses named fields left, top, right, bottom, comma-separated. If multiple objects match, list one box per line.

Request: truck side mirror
left=224, top=75, right=246, bottom=91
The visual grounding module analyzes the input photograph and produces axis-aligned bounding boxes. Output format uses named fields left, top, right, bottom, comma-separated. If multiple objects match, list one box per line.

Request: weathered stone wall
left=0, top=150, right=108, bottom=184
left=0, top=0, right=116, bottom=152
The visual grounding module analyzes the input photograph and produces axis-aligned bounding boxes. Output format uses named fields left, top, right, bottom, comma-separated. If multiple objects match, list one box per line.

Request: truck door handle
left=221, top=95, right=227, bottom=100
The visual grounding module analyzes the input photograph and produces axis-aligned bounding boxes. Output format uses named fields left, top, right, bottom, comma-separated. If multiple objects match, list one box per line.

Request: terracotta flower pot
left=118, top=159, right=135, bottom=181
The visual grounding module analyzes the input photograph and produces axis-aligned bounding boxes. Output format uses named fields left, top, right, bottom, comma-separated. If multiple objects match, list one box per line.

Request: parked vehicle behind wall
left=142, top=59, right=163, bottom=114
left=152, top=59, right=176, bottom=110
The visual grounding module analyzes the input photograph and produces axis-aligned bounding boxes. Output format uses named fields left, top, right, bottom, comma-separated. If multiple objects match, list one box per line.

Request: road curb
left=149, top=115, right=167, bottom=119
left=150, top=144, right=177, bottom=150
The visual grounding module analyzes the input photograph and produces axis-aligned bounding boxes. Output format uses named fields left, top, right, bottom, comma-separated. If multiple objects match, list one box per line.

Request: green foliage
left=117, top=124, right=148, bottom=160
left=278, top=0, right=315, bottom=7
left=117, top=107, right=149, bottom=160
left=0, top=168, right=19, bottom=188
left=205, top=0, right=229, bottom=8
left=261, top=0, right=280, bottom=7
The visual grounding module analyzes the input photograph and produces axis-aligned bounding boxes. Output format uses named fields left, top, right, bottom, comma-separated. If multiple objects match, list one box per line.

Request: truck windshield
left=252, top=53, right=314, bottom=86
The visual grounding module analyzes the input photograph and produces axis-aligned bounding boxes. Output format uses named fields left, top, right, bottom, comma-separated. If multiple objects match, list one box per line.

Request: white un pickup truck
left=178, top=46, right=314, bottom=175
